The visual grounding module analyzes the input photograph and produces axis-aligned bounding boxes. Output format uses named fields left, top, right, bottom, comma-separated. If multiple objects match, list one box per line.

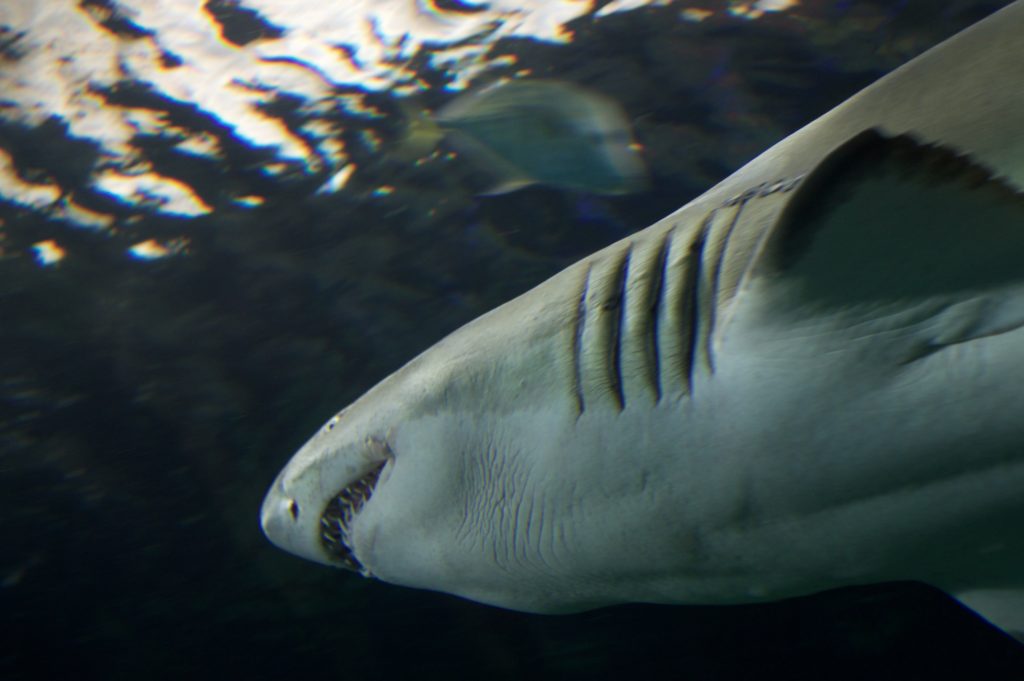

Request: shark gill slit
left=705, top=203, right=748, bottom=374
left=608, top=246, right=632, bottom=412
left=646, top=234, right=671, bottom=402
left=571, top=265, right=592, bottom=417
left=683, top=216, right=712, bottom=394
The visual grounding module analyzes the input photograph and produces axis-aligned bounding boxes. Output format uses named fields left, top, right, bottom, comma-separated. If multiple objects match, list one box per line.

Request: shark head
left=259, top=403, right=393, bottom=574
left=258, top=350, right=479, bottom=584
left=260, top=285, right=704, bottom=612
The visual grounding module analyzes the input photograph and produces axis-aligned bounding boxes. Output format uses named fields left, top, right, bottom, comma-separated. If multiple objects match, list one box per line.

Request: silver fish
left=400, top=79, right=648, bottom=195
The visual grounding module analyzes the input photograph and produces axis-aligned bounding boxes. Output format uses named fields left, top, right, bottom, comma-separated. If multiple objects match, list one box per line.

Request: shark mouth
left=319, top=462, right=386, bottom=573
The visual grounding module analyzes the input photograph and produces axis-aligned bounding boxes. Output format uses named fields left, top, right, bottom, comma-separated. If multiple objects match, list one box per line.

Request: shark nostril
left=288, top=499, right=300, bottom=520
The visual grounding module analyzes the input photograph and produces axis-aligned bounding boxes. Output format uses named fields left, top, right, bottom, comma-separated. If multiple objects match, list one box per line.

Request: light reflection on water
left=0, top=0, right=829, bottom=260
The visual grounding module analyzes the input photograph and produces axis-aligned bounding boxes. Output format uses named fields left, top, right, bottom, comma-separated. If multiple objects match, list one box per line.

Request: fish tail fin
left=393, top=99, right=445, bottom=162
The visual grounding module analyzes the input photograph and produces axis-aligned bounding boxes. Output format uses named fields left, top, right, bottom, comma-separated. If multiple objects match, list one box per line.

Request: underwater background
left=2, top=1, right=1023, bottom=679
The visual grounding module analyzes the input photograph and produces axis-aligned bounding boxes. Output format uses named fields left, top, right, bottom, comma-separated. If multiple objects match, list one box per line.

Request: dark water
left=2, top=1, right=1023, bottom=679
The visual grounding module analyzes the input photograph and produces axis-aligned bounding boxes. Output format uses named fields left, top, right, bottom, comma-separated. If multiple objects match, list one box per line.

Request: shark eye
left=288, top=499, right=300, bottom=520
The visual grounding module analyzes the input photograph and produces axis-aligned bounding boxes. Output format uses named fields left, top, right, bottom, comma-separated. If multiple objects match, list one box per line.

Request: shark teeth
left=319, top=462, right=386, bottom=574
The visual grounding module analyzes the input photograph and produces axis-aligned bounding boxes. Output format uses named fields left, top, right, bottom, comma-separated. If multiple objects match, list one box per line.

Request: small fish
left=398, top=79, right=648, bottom=195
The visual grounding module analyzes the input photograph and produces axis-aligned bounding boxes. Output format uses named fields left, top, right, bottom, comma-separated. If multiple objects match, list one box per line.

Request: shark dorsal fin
left=757, top=128, right=1024, bottom=305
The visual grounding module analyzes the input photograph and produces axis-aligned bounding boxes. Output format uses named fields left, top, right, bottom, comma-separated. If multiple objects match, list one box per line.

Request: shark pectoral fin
left=954, top=589, right=1024, bottom=642
left=755, top=128, right=1024, bottom=307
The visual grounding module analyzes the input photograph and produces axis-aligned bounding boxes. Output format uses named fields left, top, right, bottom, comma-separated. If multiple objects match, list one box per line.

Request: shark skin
left=261, top=1, right=1024, bottom=637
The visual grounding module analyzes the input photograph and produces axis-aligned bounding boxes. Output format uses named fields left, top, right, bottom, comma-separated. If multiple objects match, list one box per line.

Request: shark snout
left=260, top=485, right=297, bottom=545
left=259, top=476, right=332, bottom=566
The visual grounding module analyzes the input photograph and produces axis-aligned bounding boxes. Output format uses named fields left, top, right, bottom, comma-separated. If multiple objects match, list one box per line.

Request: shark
left=261, top=1, right=1024, bottom=639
